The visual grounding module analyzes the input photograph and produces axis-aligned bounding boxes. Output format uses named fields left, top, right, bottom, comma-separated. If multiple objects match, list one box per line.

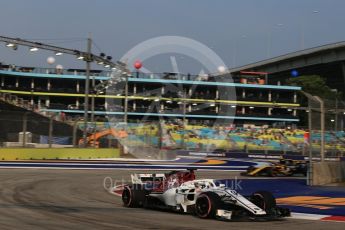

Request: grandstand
left=107, top=122, right=345, bottom=156
left=0, top=64, right=300, bottom=123
left=0, top=62, right=344, bottom=156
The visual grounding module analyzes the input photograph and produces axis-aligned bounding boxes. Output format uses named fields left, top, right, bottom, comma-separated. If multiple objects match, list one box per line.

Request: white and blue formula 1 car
left=122, top=170, right=290, bottom=221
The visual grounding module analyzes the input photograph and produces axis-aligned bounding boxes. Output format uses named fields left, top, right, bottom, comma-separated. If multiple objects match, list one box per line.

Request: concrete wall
left=312, top=161, right=345, bottom=185
left=0, top=148, right=119, bottom=160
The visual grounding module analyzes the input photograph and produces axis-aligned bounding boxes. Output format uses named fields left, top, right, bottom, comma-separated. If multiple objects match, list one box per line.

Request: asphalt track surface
left=0, top=169, right=343, bottom=230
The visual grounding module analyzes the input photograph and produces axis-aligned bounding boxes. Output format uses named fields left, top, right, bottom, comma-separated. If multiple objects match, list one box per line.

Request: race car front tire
left=250, top=190, right=276, bottom=212
left=122, top=185, right=146, bottom=208
left=195, top=192, right=222, bottom=219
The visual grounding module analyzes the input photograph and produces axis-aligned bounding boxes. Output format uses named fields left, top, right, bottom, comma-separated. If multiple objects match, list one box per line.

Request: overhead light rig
left=0, top=35, right=129, bottom=73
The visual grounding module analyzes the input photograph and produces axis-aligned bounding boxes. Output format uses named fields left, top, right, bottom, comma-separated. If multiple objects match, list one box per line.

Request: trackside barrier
left=177, top=150, right=342, bottom=161
left=0, top=148, right=119, bottom=160
left=312, top=161, right=345, bottom=185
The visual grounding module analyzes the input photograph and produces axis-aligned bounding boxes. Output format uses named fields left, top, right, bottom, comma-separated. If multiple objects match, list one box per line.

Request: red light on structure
left=134, top=60, right=142, bottom=70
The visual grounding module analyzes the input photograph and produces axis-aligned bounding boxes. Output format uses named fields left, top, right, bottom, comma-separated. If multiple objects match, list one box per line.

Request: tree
left=286, top=75, right=339, bottom=101
left=286, top=75, right=342, bottom=128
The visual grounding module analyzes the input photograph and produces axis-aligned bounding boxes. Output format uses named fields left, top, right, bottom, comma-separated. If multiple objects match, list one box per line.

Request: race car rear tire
left=267, top=168, right=277, bottom=177
left=251, top=190, right=276, bottom=212
left=195, top=192, right=221, bottom=219
left=122, top=185, right=146, bottom=208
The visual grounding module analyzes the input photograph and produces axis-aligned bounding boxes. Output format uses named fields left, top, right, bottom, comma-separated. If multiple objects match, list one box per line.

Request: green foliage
left=287, top=75, right=339, bottom=100
left=286, top=75, right=341, bottom=127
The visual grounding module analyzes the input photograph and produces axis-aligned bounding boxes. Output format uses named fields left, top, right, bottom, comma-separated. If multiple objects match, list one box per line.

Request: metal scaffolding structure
left=0, top=35, right=129, bottom=147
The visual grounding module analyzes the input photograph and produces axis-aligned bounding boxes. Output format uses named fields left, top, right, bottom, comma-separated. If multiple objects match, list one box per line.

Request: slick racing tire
left=267, top=168, right=277, bottom=177
left=122, top=185, right=146, bottom=208
left=195, top=192, right=222, bottom=219
left=251, top=190, right=276, bottom=212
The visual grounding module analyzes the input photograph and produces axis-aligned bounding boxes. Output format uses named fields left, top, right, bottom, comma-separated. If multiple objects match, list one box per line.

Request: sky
left=0, top=0, right=345, bottom=74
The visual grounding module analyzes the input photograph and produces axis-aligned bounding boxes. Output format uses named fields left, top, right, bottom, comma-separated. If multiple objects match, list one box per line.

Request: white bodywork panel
left=131, top=173, right=165, bottom=184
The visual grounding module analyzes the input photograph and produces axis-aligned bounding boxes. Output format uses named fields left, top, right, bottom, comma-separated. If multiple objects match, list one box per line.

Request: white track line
left=289, top=212, right=330, bottom=220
